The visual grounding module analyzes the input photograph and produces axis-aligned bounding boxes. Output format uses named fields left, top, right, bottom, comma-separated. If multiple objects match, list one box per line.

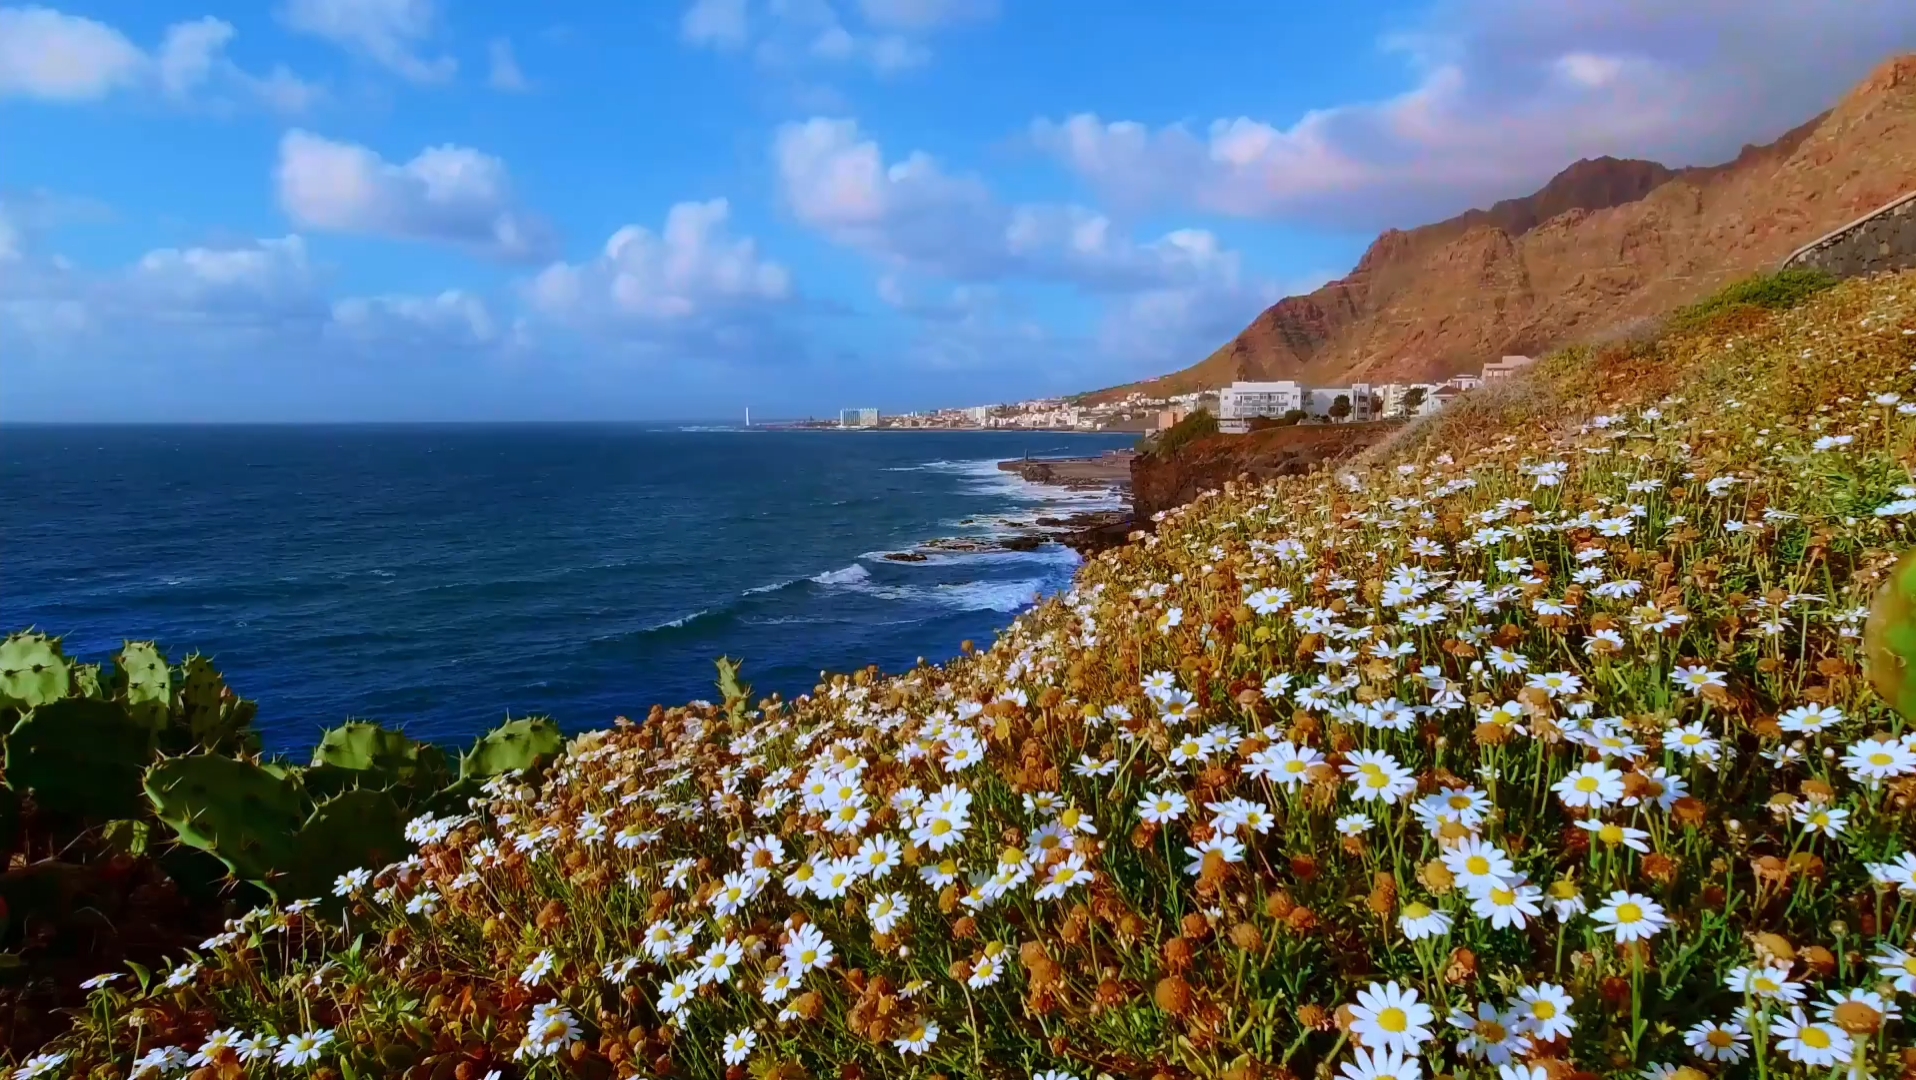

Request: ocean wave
left=861, top=544, right=1079, bottom=569
left=926, top=578, right=1047, bottom=613
left=811, top=563, right=871, bottom=586
left=743, top=577, right=804, bottom=595
left=642, top=609, right=713, bottom=632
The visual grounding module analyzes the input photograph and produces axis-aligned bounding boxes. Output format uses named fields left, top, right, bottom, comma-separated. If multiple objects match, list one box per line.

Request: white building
left=1305, top=383, right=1376, bottom=422
left=1219, top=380, right=1305, bottom=433
left=839, top=407, right=880, bottom=428
left=1379, top=382, right=1446, bottom=419
left=1482, top=355, right=1535, bottom=381
left=963, top=405, right=990, bottom=426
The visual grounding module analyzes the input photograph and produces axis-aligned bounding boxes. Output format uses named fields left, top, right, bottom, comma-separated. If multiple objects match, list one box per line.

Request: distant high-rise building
left=839, top=407, right=880, bottom=428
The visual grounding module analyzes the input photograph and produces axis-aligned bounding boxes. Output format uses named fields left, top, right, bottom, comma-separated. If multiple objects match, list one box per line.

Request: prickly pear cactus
left=173, top=654, right=259, bottom=754
left=459, top=716, right=563, bottom=781
left=71, top=662, right=106, bottom=699
left=5, top=698, right=152, bottom=819
left=1867, top=549, right=1916, bottom=720
left=285, top=790, right=407, bottom=902
left=312, top=721, right=448, bottom=783
left=716, top=656, right=752, bottom=723
left=144, top=755, right=305, bottom=894
left=116, top=641, right=172, bottom=731
left=0, top=631, right=70, bottom=711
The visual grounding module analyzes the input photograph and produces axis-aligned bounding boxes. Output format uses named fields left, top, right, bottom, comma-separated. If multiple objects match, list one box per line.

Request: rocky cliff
left=1130, top=422, right=1395, bottom=521
left=1091, top=54, right=1916, bottom=399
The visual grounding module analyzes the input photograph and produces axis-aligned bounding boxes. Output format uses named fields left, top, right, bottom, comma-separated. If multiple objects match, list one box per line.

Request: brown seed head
left=1833, top=1000, right=1883, bottom=1036
left=1153, top=975, right=1193, bottom=1015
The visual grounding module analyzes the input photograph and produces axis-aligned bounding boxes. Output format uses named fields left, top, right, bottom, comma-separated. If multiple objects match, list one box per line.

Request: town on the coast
left=812, top=354, right=1536, bottom=434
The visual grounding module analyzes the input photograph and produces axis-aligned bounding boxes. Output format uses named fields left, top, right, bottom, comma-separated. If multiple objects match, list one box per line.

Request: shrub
left=1146, top=407, right=1218, bottom=457
left=1667, top=267, right=1838, bottom=333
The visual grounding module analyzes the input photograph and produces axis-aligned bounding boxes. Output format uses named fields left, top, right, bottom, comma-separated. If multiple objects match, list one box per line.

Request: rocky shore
left=871, top=451, right=1140, bottom=565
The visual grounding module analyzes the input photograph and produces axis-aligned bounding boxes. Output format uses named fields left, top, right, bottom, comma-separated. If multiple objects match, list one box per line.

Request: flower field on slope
left=15, top=273, right=1916, bottom=1080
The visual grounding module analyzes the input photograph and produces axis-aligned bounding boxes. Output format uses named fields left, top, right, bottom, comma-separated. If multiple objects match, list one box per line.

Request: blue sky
left=2, top=0, right=1910, bottom=421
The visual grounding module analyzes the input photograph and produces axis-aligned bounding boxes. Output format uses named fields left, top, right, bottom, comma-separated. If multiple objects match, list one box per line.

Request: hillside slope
left=1091, top=53, right=1916, bottom=400
left=19, top=273, right=1916, bottom=1080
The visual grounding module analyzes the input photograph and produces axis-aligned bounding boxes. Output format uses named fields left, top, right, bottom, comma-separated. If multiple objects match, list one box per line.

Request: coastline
left=868, top=450, right=1137, bottom=566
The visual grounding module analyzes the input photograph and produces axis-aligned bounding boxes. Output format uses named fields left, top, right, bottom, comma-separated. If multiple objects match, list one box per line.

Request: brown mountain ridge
left=1088, top=54, right=1916, bottom=401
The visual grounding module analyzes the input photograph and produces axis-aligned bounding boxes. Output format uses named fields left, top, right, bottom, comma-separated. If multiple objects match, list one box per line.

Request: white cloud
left=331, top=289, right=497, bottom=345
left=774, top=117, right=999, bottom=274
left=0, top=6, right=143, bottom=100
left=856, top=0, right=996, bottom=31
left=0, top=6, right=144, bottom=100
left=0, top=5, right=319, bottom=112
left=275, top=130, right=559, bottom=262
left=487, top=37, right=529, bottom=91
left=525, top=199, right=791, bottom=331
left=776, top=117, right=1285, bottom=377
left=0, top=224, right=510, bottom=394
left=156, top=17, right=234, bottom=98
left=279, top=0, right=454, bottom=83
left=680, top=0, right=985, bottom=77
left=1032, top=0, right=1916, bottom=230
left=681, top=0, right=748, bottom=49
left=774, top=116, right=1270, bottom=297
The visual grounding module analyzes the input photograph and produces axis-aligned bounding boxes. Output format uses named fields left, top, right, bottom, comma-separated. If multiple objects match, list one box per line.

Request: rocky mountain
left=1089, top=54, right=1916, bottom=400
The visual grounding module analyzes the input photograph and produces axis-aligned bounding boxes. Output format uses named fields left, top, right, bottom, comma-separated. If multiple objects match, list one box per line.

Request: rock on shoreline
left=870, top=452, right=1140, bottom=564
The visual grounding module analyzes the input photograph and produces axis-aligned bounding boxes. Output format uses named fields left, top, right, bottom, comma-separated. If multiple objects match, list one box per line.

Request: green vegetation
left=9, top=274, right=1916, bottom=1079
left=1144, top=407, right=1219, bottom=458
left=1666, top=267, right=1838, bottom=333
left=0, top=635, right=569, bottom=1055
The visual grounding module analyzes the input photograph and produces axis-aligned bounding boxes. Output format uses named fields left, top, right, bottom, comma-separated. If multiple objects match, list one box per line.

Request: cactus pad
left=459, top=716, right=563, bottom=781
left=173, top=654, right=258, bottom=753
left=116, top=641, right=172, bottom=730
left=0, top=632, right=71, bottom=711
left=285, top=790, right=407, bottom=901
left=144, top=755, right=305, bottom=892
left=312, top=721, right=448, bottom=784
left=1866, top=549, right=1916, bottom=720
left=6, top=699, right=152, bottom=819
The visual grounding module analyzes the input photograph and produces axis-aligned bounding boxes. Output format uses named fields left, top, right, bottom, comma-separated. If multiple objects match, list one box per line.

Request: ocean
left=0, top=425, right=1135, bottom=753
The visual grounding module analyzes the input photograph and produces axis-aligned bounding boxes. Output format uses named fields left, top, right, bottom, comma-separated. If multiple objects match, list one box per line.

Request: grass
left=1665, top=269, right=1839, bottom=335
left=10, top=273, right=1916, bottom=1080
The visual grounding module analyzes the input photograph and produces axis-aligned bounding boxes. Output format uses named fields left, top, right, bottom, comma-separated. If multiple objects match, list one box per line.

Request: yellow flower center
left=1479, top=1021, right=1506, bottom=1042
left=1902, top=958, right=1916, bottom=975
left=1575, top=776, right=1601, bottom=793
left=1707, top=1030, right=1734, bottom=1049
left=1801, top=1027, right=1831, bottom=1050
left=1401, top=902, right=1431, bottom=919
left=930, top=819, right=952, bottom=836
left=1465, top=856, right=1490, bottom=875
left=1870, top=752, right=1893, bottom=767
left=1532, top=1001, right=1556, bottom=1020
left=1377, top=1007, right=1408, bottom=1033
left=1491, top=887, right=1516, bottom=905
left=1615, top=902, right=1643, bottom=924
left=1598, top=824, right=1624, bottom=844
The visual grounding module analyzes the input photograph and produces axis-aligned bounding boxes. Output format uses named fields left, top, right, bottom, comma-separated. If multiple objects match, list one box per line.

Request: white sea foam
left=646, top=609, right=711, bottom=631
left=810, top=563, right=872, bottom=586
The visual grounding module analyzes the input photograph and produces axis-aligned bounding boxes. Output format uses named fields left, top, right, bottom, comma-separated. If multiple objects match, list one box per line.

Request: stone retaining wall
left=1780, top=190, right=1916, bottom=278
